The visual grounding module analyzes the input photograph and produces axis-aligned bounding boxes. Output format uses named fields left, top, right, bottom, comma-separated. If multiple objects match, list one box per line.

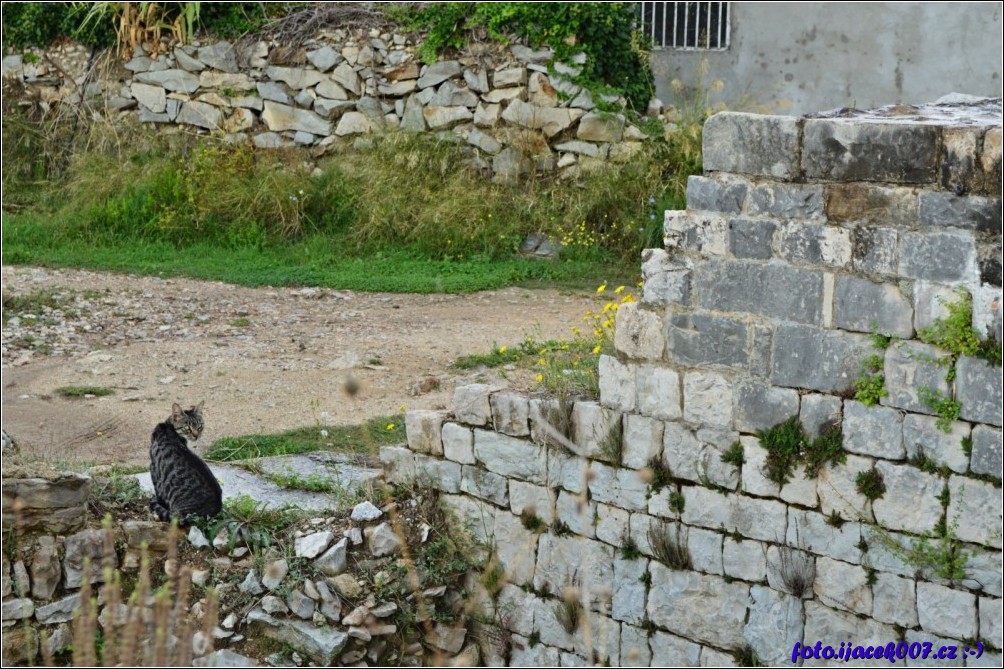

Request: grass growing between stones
left=757, top=416, right=846, bottom=486
left=204, top=415, right=405, bottom=461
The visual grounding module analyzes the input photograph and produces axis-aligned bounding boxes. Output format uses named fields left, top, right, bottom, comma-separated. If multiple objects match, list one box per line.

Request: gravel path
left=1, top=266, right=602, bottom=468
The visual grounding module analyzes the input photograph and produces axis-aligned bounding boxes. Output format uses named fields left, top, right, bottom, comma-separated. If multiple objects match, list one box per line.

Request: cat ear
left=172, top=403, right=184, bottom=419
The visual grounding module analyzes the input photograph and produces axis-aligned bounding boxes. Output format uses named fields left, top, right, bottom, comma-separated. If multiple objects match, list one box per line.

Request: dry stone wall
left=1, top=30, right=660, bottom=183
left=388, top=99, right=1004, bottom=666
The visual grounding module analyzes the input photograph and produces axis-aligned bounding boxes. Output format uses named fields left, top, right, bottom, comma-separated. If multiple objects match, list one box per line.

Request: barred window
left=638, top=2, right=731, bottom=50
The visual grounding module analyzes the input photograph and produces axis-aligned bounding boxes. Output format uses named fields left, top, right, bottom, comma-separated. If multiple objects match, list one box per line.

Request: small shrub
left=733, top=645, right=765, bottom=667
left=917, top=387, right=962, bottom=433
left=757, top=416, right=806, bottom=486
left=776, top=546, right=814, bottom=598
left=621, top=535, right=642, bottom=560
left=721, top=441, right=744, bottom=467
left=668, top=490, right=685, bottom=514
left=520, top=509, right=547, bottom=533
left=554, top=591, right=584, bottom=634
left=918, top=289, right=1002, bottom=365
left=647, top=522, right=690, bottom=570
left=854, top=354, right=888, bottom=407
left=825, top=511, right=845, bottom=528
left=645, top=457, right=674, bottom=493
left=855, top=468, right=886, bottom=501
left=802, top=423, right=846, bottom=478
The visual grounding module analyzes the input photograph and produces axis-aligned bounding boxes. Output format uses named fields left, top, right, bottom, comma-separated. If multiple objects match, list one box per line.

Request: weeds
left=519, top=509, right=547, bottom=533
left=854, top=354, right=888, bottom=407
left=918, top=289, right=1002, bottom=365
left=776, top=546, right=814, bottom=598
left=554, top=589, right=584, bottom=634
left=205, top=416, right=404, bottom=461
left=721, top=441, right=744, bottom=467
left=917, top=387, right=962, bottom=433
left=55, top=385, right=114, bottom=398
left=855, top=469, right=886, bottom=501
left=647, top=522, right=691, bottom=570
left=621, top=535, right=643, bottom=560
left=758, top=416, right=846, bottom=485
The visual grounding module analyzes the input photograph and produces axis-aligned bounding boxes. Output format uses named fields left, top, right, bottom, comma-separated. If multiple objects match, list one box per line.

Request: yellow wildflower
left=596, top=284, right=607, bottom=293
left=386, top=423, right=396, bottom=431
left=498, top=346, right=507, bottom=354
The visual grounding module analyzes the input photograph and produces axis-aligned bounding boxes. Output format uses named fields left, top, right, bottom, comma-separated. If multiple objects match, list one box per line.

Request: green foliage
left=1, top=2, right=116, bottom=49
left=757, top=416, right=807, bottom=486
left=917, top=387, right=962, bottom=433
left=918, top=289, right=1002, bottom=364
left=404, top=2, right=653, bottom=110
left=668, top=490, right=685, bottom=514
left=520, top=509, right=547, bottom=533
left=205, top=415, right=405, bottom=461
left=875, top=518, right=970, bottom=582
left=868, top=331, right=894, bottom=349
left=854, top=354, right=888, bottom=406
left=55, top=385, right=114, bottom=398
left=198, top=2, right=274, bottom=38
left=825, top=511, right=845, bottom=528
left=647, top=522, right=690, bottom=569
left=961, top=436, right=973, bottom=457
left=855, top=469, right=886, bottom=501
left=802, top=424, right=846, bottom=478
left=721, top=441, right=745, bottom=467
left=621, top=536, right=642, bottom=560
left=733, top=645, right=765, bottom=667
left=910, top=453, right=952, bottom=477
left=646, top=457, right=675, bottom=494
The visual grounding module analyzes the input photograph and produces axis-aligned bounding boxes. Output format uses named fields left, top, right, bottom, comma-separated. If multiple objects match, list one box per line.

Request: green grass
left=2, top=213, right=622, bottom=294
left=204, top=414, right=406, bottom=462
left=55, top=385, right=114, bottom=398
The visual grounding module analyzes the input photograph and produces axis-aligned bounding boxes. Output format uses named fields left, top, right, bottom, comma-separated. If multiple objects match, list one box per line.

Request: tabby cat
left=149, top=401, right=222, bottom=522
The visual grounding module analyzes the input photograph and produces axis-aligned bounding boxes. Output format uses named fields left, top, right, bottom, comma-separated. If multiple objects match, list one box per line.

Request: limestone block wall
left=388, top=99, right=1003, bottom=667
left=2, top=30, right=659, bottom=182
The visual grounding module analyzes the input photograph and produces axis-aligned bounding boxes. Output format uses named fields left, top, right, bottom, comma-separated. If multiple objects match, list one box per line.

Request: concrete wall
left=652, top=2, right=1004, bottom=115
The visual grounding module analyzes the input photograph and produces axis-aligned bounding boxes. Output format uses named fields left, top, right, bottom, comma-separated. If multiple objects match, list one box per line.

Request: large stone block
left=547, top=447, right=588, bottom=494
left=770, top=325, right=873, bottom=393
left=417, top=60, right=461, bottom=88
left=440, top=494, right=496, bottom=545
left=620, top=624, right=652, bottom=667
left=776, top=221, right=852, bottom=268
left=454, top=383, right=499, bottom=426
left=493, top=511, right=538, bottom=585
left=744, top=585, right=803, bottom=666
left=490, top=391, right=530, bottom=437
left=533, top=535, right=614, bottom=609
left=176, top=100, right=223, bottom=130
left=695, top=259, right=824, bottom=325
left=917, top=582, right=977, bottom=640
left=650, top=631, right=701, bottom=667
left=956, top=355, right=1004, bottom=426
left=871, top=573, right=918, bottom=628
left=799, top=393, right=842, bottom=439
left=686, top=175, right=748, bottom=214
left=802, top=119, right=938, bottom=183
left=786, top=509, right=862, bottom=565
left=898, top=229, right=978, bottom=282
left=683, top=372, right=734, bottom=429
left=598, top=355, right=635, bottom=412
left=872, top=461, right=944, bottom=534
left=647, top=564, right=750, bottom=648
left=661, top=421, right=701, bottom=483
left=882, top=342, right=953, bottom=415
left=640, top=249, right=692, bottom=307
left=970, top=425, right=1002, bottom=478
left=262, top=100, right=331, bottom=135
left=500, top=99, right=584, bottom=138
left=636, top=365, right=682, bottom=421
left=577, top=112, right=625, bottom=142
left=702, top=112, right=801, bottom=180
left=612, top=557, right=648, bottom=624
left=135, top=68, right=200, bottom=93
left=595, top=502, right=630, bottom=546
left=842, top=400, right=904, bottom=459
left=414, top=453, right=461, bottom=493
left=622, top=414, right=663, bottom=469
left=833, top=276, right=914, bottom=338
left=733, top=380, right=800, bottom=433
left=460, top=465, right=508, bottom=506
left=405, top=410, right=447, bottom=455
left=571, top=401, right=622, bottom=462
left=1, top=474, right=89, bottom=533
left=980, top=596, right=1003, bottom=649
left=688, top=527, right=724, bottom=575
left=666, top=312, right=749, bottom=368
left=948, top=476, right=1002, bottom=548
left=851, top=226, right=899, bottom=275
left=473, top=429, right=547, bottom=484
left=816, top=453, right=874, bottom=520
left=378, top=445, right=415, bottom=484
left=64, top=528, right=115, bottom=588
left=664, top=211, right=730, bottom=256
left=728, top=218, right=776, bottom=260
left=530, top=398, right=572, bottom=450
left=442, top=423, right=474, bottom=464
left=555, top=490, right=595, bottom=538
left=802, top=601, right=899, bottom=652
left=747, top=183, right=825, bottom=220
left=723, top=537, right=767, bottom=582
left=613, top=302, right=665, bottom=360
left=903, top=414, right=970, bottom=474
left=813, top=557, right=872, bottom=615
left=588, top=462, right=648, bottom=511
left=919, top=192, right=1001, bottom=232
left=826, top=183, right=918, bottom=227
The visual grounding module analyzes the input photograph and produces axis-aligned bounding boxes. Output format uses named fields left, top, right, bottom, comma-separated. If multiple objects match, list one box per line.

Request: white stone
left=647, top=486, right=681, bottom=519
left=688, top=527, right=724, bottom=575
left=741, top=436, right=780, bottom=497
left=454, top=383, right=499, bottom=426
left=367, top=522, right=402, bottom=557
left=316, top=79, right=348, bottom=100
left=379, top=445, right=415, bottom=484
left=695, top=427, right=741, bottom=491
left=330, top=62, right=361, bottom=95
left=496, top=583, right=537, bottom=636
left=859, top=525, right=920, bottom=578
left=733, top=496, right=789, bottom=542
left=680, top=486, right=733, bottom=531
left=572, top=612, right=620, bottom=660
left=588, top=462, right=649, bottom=511
left=948, top=476, right=1003, bottom=548
left=612, top=557, right=648, bottom=624
left=904, top=629, right=966, bottom=668
left=473, top=429, right=547, bottom=483
left=534, top=535, right=614, bottom=609
left=743, top=585, right=803, bottom=666
left=509, top=480, right=555, bottom=524
left=188, top=526, right=211, bottom=548
left=460, top=465, right=508, bottom=506
left=131, top=82, right=166, bottom=112
left=872, top=461, right=944, bottom=534
left=261, top=100, right=330, bottom=134
left=570, top=401, right=620, bottom=461
left=622, top=413, right=663, bottom=469
left=816, top=453, right=874, bottom=520
left=422, top=105, right=473, bottom=129
left=700, top=648, right=738, bottom=667
left=620, top=624, right=652, bottom=667
left=813, top=556, right=872, bottom=615
left=683, top=372, right=733, bottom=429
left=843, top=401, right=905, bottom=459
left=177, top=100, right=223, bottom=129
left=510, top=635, right=560, bottom=665
left=786, top=509, right=862, bottom=564
left=533, top=596, right=573, bottom=650
left=547, top=447, right=589, bottom=493
left=473, top=102, right=501, bottom=127
left=872, top=573, right=918, bottom=627
left=917, top=581, right=977, bottom=639
left=262, top=559, right=288, bottom=591
left=599, top=355, right=636, bottom=412
left=350, top=501, right=383, bottom=522
left=650, top=630, right=701, bottom=667
left=647, top=564, right=749, bottom=648
left=493, top=66, right=526, bottom=87
left=239, top=570, right=264, bottom=595
left=493, top=511, right=538, bottom=585
left=555, top=490, right=595, bottom=537
left=295, top=531, right=333, bottom=559
left=405, top=410, right=447, bottom=455
left=903, top=414, right=970, bottom=473
left=980, top=596, right=1003, bottom=649
left=802, top=600, right=898, bottom=649
left=723, top=538, right=767, bottom=582
left=334, top=111, right=373, bottom=136
left=614, top=302, right=665, bottom=360
left=766, top=546, right=814, bottom=598
left=414, top=453, right=461, bottom=493
left=595, top=503, right=630, bottom=546
left=490, top=392, right=530, bottom=436
left=314, top=538, right=347, bottom=576
left=662, top=421, right=701, bottom=482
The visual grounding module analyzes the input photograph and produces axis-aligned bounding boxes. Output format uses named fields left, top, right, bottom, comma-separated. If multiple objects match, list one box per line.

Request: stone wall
left=386, top=99, right=1004, bottom=666
left=1, top=29, right=662, bottom=183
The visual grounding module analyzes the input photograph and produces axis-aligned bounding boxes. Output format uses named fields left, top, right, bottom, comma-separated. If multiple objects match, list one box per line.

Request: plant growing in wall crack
left=757, top=416, right=846, bottom=486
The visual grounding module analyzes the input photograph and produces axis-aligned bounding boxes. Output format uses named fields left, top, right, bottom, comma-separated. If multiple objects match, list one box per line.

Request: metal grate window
left=638, top=2, right=731, bottom=50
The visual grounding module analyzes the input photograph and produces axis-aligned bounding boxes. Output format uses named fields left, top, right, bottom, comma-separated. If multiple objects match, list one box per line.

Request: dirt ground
left=1, top=265, right=604, bottom=469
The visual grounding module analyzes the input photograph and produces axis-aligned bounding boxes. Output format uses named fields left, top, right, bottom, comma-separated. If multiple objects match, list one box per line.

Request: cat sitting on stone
left=149, top=401, right=222, bottom=522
